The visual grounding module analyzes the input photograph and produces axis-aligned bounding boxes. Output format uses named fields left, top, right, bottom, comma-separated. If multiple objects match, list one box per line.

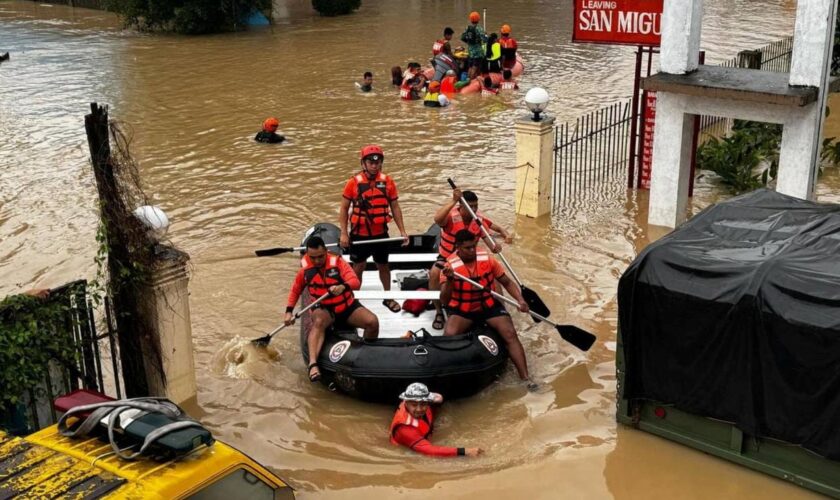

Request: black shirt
left=254, top=131, right=285, bottom=143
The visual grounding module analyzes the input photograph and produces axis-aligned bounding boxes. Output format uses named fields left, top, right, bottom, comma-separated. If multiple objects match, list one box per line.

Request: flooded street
left=0, top=0, right=835, bottom=497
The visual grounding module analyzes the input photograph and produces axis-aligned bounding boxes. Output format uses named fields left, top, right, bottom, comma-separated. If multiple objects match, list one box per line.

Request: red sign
left=639, top=90, right=657, bottom=190
left=573, top=0, right=663, bottom=46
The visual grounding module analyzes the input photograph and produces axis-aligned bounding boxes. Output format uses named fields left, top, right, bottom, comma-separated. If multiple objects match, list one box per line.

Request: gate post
left=514, top=116, right=555, bottom=218
left=139, top=246, right=197, bottom=405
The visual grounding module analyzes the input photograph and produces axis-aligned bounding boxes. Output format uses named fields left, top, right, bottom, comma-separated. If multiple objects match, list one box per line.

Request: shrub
left=106, top=0, right=270, bottom=34
left=312, top=0, right=361, bottom=17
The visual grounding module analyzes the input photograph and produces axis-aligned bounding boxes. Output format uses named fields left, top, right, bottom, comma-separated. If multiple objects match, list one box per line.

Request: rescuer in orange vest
left=389, top=382, right=483, bottom=457
left=440, top=230, right=534, bottom=387
left=339, top=145, right=409, bottom=313
left=428, top=187, right=511, bottom=330
left=285, top=236, right=379, bottom=382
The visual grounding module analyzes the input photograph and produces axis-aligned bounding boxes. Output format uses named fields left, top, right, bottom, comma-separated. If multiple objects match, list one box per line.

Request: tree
left=106, top=0, right=270, bottom=34
left=311, top=0, right=361, bottom=17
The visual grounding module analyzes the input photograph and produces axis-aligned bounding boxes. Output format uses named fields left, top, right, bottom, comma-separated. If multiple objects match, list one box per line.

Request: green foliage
left=105, top=0, right=270, bottom=34
left=311, top=0, right=361, bottom=17
left=0, top=291, right=79, bottom=408
left=698, top=118, right=840, bottom=194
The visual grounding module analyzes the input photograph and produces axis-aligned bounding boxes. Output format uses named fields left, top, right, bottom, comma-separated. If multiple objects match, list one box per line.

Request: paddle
left=446, top=178, right=551, bottom=321
left=255, top=236, right=405, bottom=257
left=252, top=293, right=330, bottom=347
left=440, top=265, right=596, bottom=352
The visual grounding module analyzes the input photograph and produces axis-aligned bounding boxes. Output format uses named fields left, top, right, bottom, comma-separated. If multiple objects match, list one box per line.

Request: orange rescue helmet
left=501, top=24, right=511, bottom=35
left=360, top=144, right=384, bottom=160
left=263, top=117, right=279, bottom=131
left=469, top=11, right=480, bottom=23
left=428, top=81, right=441, bottom=91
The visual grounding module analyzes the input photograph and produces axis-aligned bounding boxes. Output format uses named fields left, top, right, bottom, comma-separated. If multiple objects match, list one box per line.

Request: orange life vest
left=389, top=402, right=434, bottom=446
left=400, top=81, right=415, bottom=100
left=439, top=206, right=486, bottom=258
left=300, top=253, right=355, bottom=313
left=349, top=172, right=393, bottom=236
left=446, top=249, right=496, bottom=313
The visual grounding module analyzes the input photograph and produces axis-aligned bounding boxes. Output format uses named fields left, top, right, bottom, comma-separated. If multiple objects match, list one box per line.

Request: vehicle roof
left=1, top=426, right=286, bottom=499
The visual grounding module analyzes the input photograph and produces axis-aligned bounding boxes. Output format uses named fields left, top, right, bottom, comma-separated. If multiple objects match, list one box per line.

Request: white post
left=141, top=247, right=197, bottom=405
left=778, top=0, right=837, bottom=200
left=659, top=0, right=704, bottom=74
left=648, top=94, right=695, bottom=227
left=514, top=116, right=556, bottom=218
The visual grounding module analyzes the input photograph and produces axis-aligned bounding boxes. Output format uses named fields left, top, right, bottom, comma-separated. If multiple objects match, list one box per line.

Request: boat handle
left=413, top=346, right=428, bottom=356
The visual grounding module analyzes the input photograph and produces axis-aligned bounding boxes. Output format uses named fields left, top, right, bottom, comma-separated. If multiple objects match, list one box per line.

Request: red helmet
left=360, top=144, right=384, bottom=160
left=501, top=24, right=511, bottom=35
left=469, top=11, right=480, bottom=23
left=263, top=117, right=279, bottom=131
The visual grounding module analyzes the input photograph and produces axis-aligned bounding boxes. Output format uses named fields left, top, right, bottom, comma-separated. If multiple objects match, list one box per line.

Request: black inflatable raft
left=298, top=223, right=509, bottom=402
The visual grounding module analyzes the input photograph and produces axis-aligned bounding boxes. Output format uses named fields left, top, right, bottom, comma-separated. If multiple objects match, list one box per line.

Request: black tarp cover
left=619, top=189, right=840, bottom=460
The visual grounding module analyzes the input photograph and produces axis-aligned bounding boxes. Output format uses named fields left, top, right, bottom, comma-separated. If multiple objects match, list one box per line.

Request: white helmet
left=399, top=382, right=438, bottom=402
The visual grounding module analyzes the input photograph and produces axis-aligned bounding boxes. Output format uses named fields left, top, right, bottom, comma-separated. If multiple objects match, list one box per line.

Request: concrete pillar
left=660, top=0, right=704, bottom=74
left=777, top=104, right=821, bottom=200
left=790, top=0, right=836, bottom=87
left=514, top=116, right=555, bottom=218
left=140, top=246, right=197, bottom=405
left=648, top=93, right=695, bottom=227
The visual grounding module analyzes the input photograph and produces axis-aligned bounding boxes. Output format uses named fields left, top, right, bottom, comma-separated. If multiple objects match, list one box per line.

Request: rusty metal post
left=628, top=46, right=643, bottom=188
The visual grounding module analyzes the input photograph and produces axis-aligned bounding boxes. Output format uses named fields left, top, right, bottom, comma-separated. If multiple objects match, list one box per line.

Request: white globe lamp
left=525, top=87, right=550, bottom=122
left=133, top=205, right=170, bottom=241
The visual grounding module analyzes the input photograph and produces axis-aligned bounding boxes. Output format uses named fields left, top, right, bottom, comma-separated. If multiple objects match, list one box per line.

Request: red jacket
left=286, top=253, right=360, bottom=313
left=389, top=403, right=460, bottom=457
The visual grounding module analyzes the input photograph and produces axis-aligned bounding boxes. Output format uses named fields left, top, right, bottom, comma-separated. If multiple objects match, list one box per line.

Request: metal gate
left=552, top=100, right=633, bottom=208
left=1, top=280, right=122, bottom=434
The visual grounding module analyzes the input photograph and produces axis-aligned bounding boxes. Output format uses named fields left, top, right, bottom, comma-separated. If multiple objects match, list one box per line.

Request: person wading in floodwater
left=389, top=382, right=483, bottom=457
left=339, top=145, right=409, bottom=313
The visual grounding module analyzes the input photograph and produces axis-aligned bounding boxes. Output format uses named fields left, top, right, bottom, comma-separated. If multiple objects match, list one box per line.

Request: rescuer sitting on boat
left=429, top=188, right=511, bottom=330
left=254, top=117, right=285, bottom=143
left=285, top=236, right=379, bottom=382
left=389, top=382, right=483, bottom=457
left=439, top=230, right=534, bottom=386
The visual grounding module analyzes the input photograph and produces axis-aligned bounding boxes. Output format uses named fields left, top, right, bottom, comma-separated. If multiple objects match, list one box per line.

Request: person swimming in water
left=254, top=117, right=285, bottom=143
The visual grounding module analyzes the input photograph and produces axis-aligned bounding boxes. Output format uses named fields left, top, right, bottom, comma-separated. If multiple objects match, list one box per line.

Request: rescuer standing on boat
left=439, top=230, right=535, bottom=387
left=389, top=382, right=483, bottom=457
left=339, top=145, right=409, bottom=314
left=285, top=236, right=379, bottom=382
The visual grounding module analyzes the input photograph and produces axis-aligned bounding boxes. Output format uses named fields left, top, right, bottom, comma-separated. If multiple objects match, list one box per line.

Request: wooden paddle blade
left=254, top=246, right=293, bottom=257
left=556, top=325, right=596, bottom=351
left=522, top=286, right=550, bottom=322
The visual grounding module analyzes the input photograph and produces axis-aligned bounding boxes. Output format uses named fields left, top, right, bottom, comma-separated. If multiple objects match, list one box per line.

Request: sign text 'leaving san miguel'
left=573, top=0, right=663, bottom=46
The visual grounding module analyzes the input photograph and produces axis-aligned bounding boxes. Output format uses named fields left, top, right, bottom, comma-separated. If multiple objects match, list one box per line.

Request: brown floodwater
left=0, top=0, right=835, bottom=497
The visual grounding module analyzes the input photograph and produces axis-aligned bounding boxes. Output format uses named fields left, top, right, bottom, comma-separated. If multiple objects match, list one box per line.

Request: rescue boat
left=298, top=223, right=509, bottom=403
left=421, top=55, right=525, bottom=95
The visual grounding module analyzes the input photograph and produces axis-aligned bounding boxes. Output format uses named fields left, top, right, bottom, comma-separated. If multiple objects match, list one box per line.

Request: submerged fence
left=553, top=101, right=633, bottom=208
left=553, top=36, right=795, bottom=209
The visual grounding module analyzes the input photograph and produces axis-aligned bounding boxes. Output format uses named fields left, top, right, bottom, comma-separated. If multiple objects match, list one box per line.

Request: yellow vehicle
left=0, top=424, right=295, bottom=499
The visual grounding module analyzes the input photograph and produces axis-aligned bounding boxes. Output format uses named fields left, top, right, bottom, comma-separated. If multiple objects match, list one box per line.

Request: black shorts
left=350, top=234, right=390, bottom=265
left=314, top=301, right=362, bottom=328
left=445, top=302, right=508, bottom=323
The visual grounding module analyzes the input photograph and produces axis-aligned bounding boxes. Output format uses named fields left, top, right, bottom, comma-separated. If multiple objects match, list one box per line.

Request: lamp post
left=524, top=87, right=550, bottom=121
left=134, top=205, right=170, bottom=241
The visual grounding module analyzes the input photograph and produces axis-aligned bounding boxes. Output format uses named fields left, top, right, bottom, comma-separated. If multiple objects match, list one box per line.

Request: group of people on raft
left=280, top=145, right=525, bottom=456
left=280, top=145, right=535, bottom=452
left=391, top=12, right=520, bottom=106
